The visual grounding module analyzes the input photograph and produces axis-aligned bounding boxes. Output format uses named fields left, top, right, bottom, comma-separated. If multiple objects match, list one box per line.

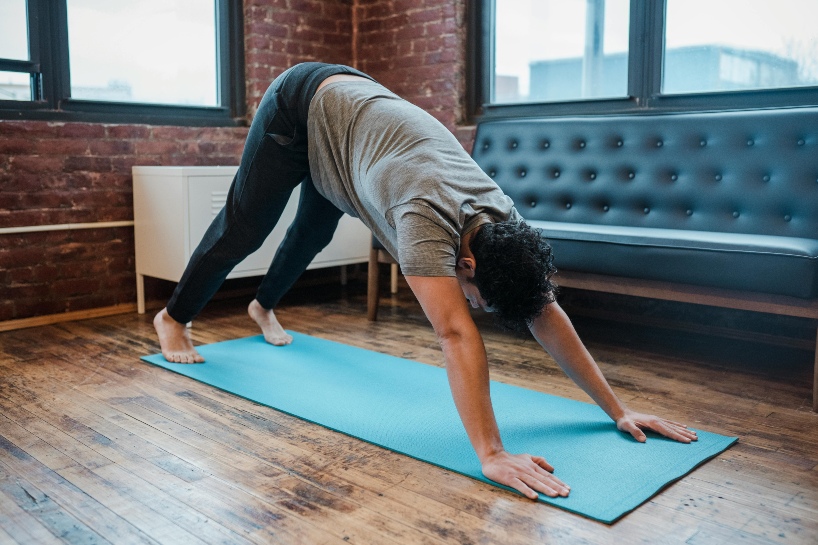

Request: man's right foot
left=153, top=308, right=204, bottom=364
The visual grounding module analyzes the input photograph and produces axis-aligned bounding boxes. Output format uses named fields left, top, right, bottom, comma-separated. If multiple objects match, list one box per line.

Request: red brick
left=0, top=246, right=45, bottom=268
left=12, top=299, right=65, bottom=319
left=106, top=125, right=151, bottom=139
left=63, top=156, right=112, bottom=173
left=33, top=138, right=90, bottom=155
left=9, top=156, right=64, bottom=173
left=134, top=140, right=181, bottom=155
left=54, top=123, right=106, bottom=139
left=87, top=139, right=135, bottom=156
left=0, top=138, right=37, bottom=154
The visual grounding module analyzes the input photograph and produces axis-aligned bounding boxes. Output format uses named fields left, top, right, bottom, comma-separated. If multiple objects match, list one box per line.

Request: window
left=470, top=0, right=818, bottom=118
left=0, top=0, right=244, bottom=125
left=664, top=0, right=818, bottom=94
left=494, top=0, right=630, bottom=103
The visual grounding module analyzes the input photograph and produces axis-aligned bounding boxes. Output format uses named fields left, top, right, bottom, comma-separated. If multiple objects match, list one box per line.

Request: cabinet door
left=187, top=176, right=299, bottom=277
left=308, top=214, right=371, bottom=268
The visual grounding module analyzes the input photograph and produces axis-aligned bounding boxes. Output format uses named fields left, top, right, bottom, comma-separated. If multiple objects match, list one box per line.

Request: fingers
left=633, top=417, right=699, bottom=443
left=512, top=471, right=570, bottom=500
left=482, top=452, right=571, bottom=501
left=531, top=455, right=554, bottom=473
left=621, top=420, right=647, bottom=442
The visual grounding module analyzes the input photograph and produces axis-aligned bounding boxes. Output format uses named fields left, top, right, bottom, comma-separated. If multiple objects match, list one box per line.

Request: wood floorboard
left=1, top=286, right=816, bottom=544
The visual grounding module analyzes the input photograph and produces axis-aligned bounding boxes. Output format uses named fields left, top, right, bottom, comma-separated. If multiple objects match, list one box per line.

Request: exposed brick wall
left=244, top=0, right=353, bottom=116
left=0, top=0, right=475, bottom=322
left=355, top=0, right=467, bottom=133
left=0, top=0, right=360, bottom=322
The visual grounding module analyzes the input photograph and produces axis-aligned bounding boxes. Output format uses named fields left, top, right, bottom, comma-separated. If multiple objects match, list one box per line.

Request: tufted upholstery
left=472, top=109, right=818, bottom=298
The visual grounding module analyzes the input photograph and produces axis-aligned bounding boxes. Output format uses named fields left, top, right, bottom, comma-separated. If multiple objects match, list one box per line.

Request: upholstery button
left=483, top=142, right=489, bottom=150
left=700, top=140, right=707, bottom=147
left=589, top=172, right=596, bottom=180
left=565, top=202, right=572, bottom=209
left=797, top=139, right=805, bottom=146
left=747, top=139, right=754, bottom=146
left=686, top=209, right=693, bottom=216
left=628, top=171, right=635, bottom=179
left=579, top=140, right=586, bottom=148
left=763, top=174, right=771, bottom=182
left=644, top=207, right=650, bottom=214
left=553, top=169, right=561, bottom=178
left=530, top=201, right=536, bottom=208
left=519, top=169, right=527, bottom=177
left=784, top=214, right=792, bottom=222
left=656, top=140, right=663, bottom=147
left=732, top=211, right=740, bottom=218
left=715, top=174, right=722, bottom=181
left=670, top=174, right=678, bottom=181
left=542, top=140, right=550, bottom=149
left=603, top=205, right=610, bottom=212
left=489, top=170, right=496, bottom=178
left=510, top=140, right=518, bottom=149
left=616, top=140, right=623, bottom=147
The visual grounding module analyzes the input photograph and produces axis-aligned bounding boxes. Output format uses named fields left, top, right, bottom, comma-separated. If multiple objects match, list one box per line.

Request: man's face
left=456, top=273, right=493, bottom=312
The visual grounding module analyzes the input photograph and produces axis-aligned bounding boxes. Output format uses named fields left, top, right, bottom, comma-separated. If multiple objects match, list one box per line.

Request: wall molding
left=0, top=303, right=137, bottom=332
left=0, top=221, right=134, bottom=235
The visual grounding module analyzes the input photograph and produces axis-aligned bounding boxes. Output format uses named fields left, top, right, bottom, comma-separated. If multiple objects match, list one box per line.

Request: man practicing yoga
left=153, top=62, right=697, bottom=501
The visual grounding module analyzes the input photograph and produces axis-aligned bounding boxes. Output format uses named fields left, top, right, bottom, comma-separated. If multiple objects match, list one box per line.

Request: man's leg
left=155, top=77, right=309, bottom=363
left=248, top=177, right=345, bottom=346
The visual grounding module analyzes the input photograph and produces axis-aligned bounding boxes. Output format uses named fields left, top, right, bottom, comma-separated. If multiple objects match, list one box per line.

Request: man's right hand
left=481, top=450, right=571, bottom=499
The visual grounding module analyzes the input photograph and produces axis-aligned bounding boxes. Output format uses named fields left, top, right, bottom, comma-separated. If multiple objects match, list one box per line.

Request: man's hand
left=616, top=410, right=698, bottom=443
left=481, top=450, right=570, bottom=500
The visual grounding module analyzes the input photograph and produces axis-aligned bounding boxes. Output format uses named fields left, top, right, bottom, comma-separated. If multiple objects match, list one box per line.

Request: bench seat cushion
left=527, top=221, right=818, bottom=299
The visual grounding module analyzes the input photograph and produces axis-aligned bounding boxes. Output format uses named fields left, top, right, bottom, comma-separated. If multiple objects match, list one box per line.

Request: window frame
left=468, top=0, right=818, bottom=121
left=0, top=0, right=245, bottom=126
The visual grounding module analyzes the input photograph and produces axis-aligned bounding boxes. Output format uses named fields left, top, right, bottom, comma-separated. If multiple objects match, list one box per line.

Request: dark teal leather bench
left=471, top=108, right=818, bottom=409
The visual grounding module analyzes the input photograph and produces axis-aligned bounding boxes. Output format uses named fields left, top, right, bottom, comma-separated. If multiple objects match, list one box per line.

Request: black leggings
left=166, top=63, right=375, bottom=323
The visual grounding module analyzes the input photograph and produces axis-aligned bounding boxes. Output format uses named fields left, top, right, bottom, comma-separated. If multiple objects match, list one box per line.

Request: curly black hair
left=468, top=220, right=558, bottom=332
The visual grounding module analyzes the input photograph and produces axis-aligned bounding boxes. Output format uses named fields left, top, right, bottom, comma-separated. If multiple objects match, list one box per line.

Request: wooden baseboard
left=0, top=303, right=138, bottom=333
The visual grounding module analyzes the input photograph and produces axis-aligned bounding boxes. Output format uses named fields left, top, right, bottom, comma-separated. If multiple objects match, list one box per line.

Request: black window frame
left=468, top=0, right=818, bottom=121
left=0, top=0, right=245, bottom=126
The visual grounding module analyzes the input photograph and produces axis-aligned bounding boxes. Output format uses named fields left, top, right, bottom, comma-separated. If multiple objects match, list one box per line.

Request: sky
left=0, top=0, right=217, bottom=105
left=496, top=0, right=818, bottom=96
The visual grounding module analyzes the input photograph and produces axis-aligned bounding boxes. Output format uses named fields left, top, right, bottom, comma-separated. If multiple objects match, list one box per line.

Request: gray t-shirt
left=308, top=80, right=520, bottom=277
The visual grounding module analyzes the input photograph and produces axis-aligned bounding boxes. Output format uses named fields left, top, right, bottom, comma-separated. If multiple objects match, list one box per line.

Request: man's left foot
left=248, top=299, right=293, bottom=346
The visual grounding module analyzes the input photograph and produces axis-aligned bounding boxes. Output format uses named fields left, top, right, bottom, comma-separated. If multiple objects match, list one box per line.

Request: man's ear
left=456, top=256, right=476, bottom=279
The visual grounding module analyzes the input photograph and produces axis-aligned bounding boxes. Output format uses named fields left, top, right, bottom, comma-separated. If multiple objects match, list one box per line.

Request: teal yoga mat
left=142, top=332, right=736, bottom=523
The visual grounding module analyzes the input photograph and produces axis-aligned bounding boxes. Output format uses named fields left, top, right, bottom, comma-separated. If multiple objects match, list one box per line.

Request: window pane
left=66, top=0, right=217, bottom=106
left=0, top=71, right=31, bottom=101
left=664, top=0, right=818, bottom=94
left=0, top=0, right=29, bottom=60
left=494, top=0, right=630, bottom=103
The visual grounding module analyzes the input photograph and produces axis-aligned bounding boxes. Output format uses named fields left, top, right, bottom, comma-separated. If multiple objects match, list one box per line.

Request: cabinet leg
left=136, top=273, right=146, bottom=315
left=340, top=265, right=348, bottom=286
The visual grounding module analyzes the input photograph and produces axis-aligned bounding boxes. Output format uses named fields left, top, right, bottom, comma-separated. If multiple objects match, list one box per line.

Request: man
left=154, top=62, right=697, bottom=501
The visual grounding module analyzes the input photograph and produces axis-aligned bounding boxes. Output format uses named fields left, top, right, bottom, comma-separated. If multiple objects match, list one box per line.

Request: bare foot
left=248, top=299, right=293, bottom=346
left=153, top=308, right=204, bottom=364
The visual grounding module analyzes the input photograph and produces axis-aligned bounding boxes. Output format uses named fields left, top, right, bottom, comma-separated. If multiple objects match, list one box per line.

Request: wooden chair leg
left=813, top=324, right=817, bottom=412
left=367, top=246, right=380, bottom=321
left=390, top=263, right=399, bottom=294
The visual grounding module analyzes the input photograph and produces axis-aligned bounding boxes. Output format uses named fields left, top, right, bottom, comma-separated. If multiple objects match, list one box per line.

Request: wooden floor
left=1, top=282, right=817, bottom=544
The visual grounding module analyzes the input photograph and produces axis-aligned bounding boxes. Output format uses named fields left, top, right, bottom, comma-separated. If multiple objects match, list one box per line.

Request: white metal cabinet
left=133, top=166, right=370, bottom=313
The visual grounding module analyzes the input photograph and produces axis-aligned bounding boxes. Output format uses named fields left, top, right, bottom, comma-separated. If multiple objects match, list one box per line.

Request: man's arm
left=529, top=302, right=698, bottom=443
left=404, top=275, right=570, bottom=499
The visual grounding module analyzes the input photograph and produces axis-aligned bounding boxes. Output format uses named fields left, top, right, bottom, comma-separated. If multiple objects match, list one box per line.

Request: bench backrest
left=472, top=108, right=818, bottom=239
